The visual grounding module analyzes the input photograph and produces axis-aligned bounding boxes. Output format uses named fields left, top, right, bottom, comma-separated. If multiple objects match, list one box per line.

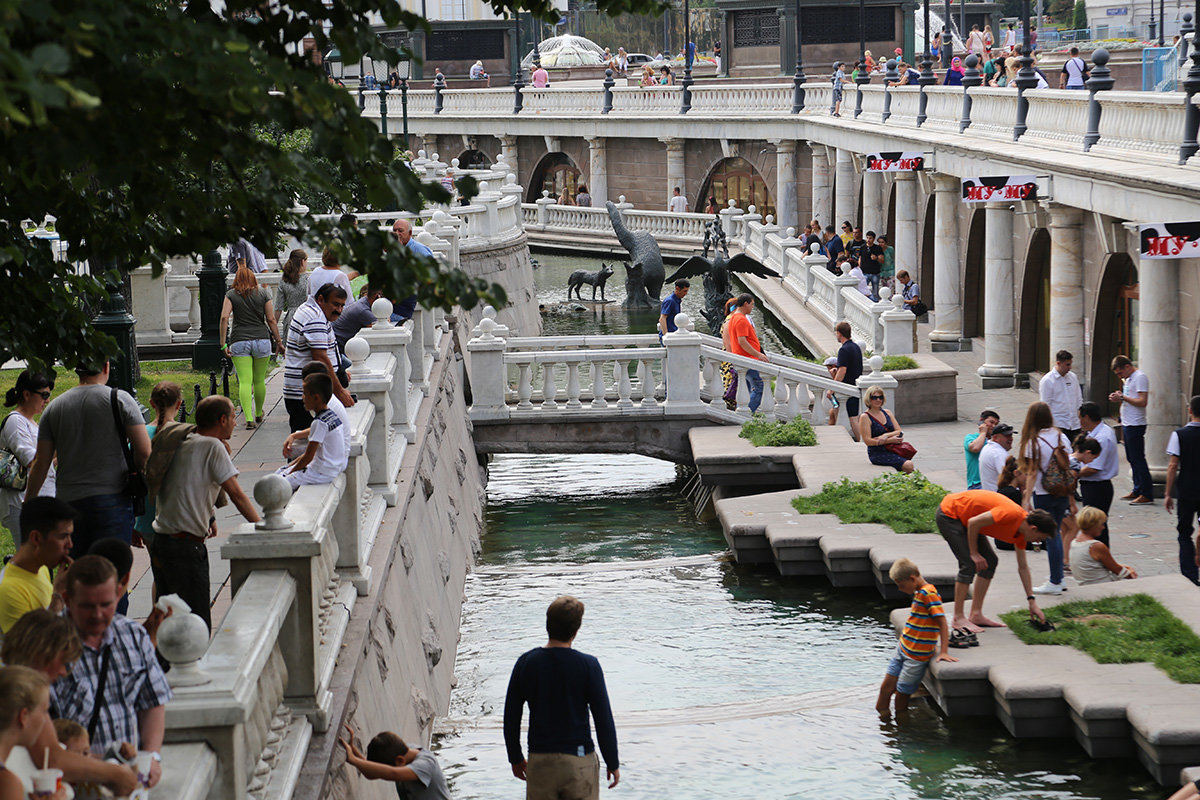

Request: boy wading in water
left=877, top=558, right=957, bottom=717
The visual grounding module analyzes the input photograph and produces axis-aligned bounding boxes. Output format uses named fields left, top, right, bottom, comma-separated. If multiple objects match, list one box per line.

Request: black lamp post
left=681, top=0, right=694, bottom=113
left=192, top=248, right=227, bottom=371
left=1180, top=12, right=1194, bottom=67
left=512, top=11, right=525, bottom=114
left=1159, top=0, right=1166, bottom=46
left=325, top=48, right=344, bottom=84
left=1150, top=1, right=1158, bottom=45
left=1084, top=48, right=1113, bottom=152
left=791, top=0, right=807, bottom=112
left=357, top=55, right=367, bottom=110
left=370, top=56, right=390, bottom=138
left=960, top=52, right=981, bottom=132
left=1180, top=0, right=1200, bottom=162
left=917, top=0, right=936, bottom=125
left=92, top=269, right=139, bottom=396
left=1013, top=0, right=1037, bottom=140
left=854, top=0, right=868, bottom=117
left=882, top=57, right=899, bottom=121
left=397, top=56, right=411, bottom=151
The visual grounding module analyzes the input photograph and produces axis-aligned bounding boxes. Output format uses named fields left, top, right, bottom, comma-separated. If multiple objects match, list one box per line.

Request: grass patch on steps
left=739, top=414, right=817, bottom=447
left=1001, top=593, right=1200, bottom=684
left=790, top=472, right=948, bottom=534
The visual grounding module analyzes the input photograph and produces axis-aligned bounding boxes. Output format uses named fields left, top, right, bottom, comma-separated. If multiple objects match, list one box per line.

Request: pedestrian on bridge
left=726, top=294, right=767, bottom=412
left=658, top=279, right=689, bottom=340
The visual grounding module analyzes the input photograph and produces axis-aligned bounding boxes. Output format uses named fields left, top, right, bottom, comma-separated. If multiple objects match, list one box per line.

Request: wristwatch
left=149, top=752, right=162, bottom=763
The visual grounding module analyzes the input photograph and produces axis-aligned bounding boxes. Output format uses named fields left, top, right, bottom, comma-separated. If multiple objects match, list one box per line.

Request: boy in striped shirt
left=876, top=558, right=956, bottom=717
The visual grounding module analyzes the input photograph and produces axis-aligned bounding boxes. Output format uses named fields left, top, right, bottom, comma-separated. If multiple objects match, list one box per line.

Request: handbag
left=910, top=300, right=929, bottom=318
left=111, top=388, right=149, bottom=516
left=0, top=413, right=28, bottom=491
left=884, top=440, right=917, bottom=459
left=1041, top=436, right=1078, bottom=497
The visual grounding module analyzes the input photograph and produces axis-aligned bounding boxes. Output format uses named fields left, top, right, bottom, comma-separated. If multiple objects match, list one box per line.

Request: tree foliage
left=0, top=0, right=667, bottom=372
left=1072, top=0, right=1088, bottom=30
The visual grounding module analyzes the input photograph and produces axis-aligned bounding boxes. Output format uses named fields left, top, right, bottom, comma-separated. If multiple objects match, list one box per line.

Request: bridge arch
left=456, top=149, right=492, bottom=169
left=919, top=193, right=935, bottom=307
left=1017, top=228, right=1051, bottom=376
left=962, top=208, right=986, bottom=339
left=527, top=151, right=582, bottom=203
left=698, top=157, right=774, bottom=220
left=1089, top=252, right=1139, bottom=404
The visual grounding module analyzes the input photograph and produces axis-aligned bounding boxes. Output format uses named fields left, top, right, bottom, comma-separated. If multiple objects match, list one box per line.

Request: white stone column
left=834, top=148, right=856, bottom=228
left=861, top=169, right=884, bottom=236
left=772, top=140, right=798, bottom=233
left=893, top=172, right=919, bottom=279
left=1046, top=203, right=1085, bottom=378
left=499, top=134, right=519, bottom=178
left=1137, top=256, right=1182, bottom=484
left=978, top=202, right=1017, bottom=388
left=810, top=144, right=832, bottom=228
left=661, top=137, right=686, bottom=209
left=586, top=136, right=608, bottom=206
left=930, top=174, right=964, bottom=350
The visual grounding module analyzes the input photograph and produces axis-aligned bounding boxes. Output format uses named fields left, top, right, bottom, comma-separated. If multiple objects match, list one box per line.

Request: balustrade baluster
left=735, top=366, right=751, bottom=414
left=517, top=363, right=534, bottom=410
left=640, top=359, right=658, bottom=408
left=591, top=361, right=608, bottom=409
left=616, top=360, right=633, bottom=409
left=186, top=285, right=201, bottom=334
left=541, top=362, right=558, bottom=410
left=786, top=379, right=804, bottom=420
left=759, top=373, right=776, bottom=415
left=702, top=359, right=716, bottom=403
left=773, top=376, right=789, bottom=420
left=566, top=362, right=582, bottom=409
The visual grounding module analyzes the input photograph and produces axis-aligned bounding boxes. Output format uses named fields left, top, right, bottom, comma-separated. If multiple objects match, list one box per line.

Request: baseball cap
left=992, top=423, right=1014, bottom=437
left=823, top=356, right=839, bottom=366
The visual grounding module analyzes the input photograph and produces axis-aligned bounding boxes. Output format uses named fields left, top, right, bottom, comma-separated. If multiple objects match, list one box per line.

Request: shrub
left=882, top=355, right=919, bottom=371
left=790, top=472, right=948, bottom=533
left=739, top=414, right=817, bottom=447
left=1002, top=594, right=1200, bottom=684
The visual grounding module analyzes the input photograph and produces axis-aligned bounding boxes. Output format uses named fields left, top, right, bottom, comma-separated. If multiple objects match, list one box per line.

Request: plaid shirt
left=50, top=615, right=173, bottom=752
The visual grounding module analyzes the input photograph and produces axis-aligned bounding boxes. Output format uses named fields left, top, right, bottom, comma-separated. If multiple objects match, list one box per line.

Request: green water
left=432, top=454, right=1155, bottom=800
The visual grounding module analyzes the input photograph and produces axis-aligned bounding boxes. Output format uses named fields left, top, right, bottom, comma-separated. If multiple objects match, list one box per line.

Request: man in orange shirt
left=936, top=490, right=1057, bottom=635
left=726, top=294, right=768, bottom=411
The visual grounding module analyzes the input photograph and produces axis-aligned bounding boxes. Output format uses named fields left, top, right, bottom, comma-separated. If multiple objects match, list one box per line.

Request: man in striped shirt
left=283, top=283, right=354, bottom=432
left=876, top=557, right=956, bottom=717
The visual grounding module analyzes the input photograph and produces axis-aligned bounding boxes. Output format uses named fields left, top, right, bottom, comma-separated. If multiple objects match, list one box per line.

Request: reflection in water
left=433, top=454, right=1150, bottom=800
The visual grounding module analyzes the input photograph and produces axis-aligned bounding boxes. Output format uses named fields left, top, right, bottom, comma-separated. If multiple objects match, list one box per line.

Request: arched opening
left=962, top=209, right=986, bottom=338
left=1089, top=253, right=1139, bottom=405
left=919, top=194, right=935, bottom=307
left=527, top=152, right=581, bottom=203
left=885, top=179, right=896, bottom=242
left=457, top=149, right=492, bottom=169
left=1017, top=228, right=1051, bottom=375
left=1191, top=327, right=1200, bottom=399
left=699, top=157, right=775, bottom=220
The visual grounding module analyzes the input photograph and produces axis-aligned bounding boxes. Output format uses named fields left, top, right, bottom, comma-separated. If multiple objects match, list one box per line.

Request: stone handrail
left=522, top=86, right=605, bottom=115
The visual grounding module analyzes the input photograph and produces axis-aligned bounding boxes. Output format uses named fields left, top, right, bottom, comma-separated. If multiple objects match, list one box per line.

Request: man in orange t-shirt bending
left=726, top=294, right=768, bottom=412
left=936, top=490, right=1057, bottom=634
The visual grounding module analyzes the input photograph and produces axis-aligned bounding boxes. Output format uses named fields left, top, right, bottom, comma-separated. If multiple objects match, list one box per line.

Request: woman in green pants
left=220, top=263, right=284, bottom=428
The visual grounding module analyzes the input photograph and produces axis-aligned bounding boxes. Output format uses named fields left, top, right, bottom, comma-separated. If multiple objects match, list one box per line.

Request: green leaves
left=739, top=414, right=817, bottom=447
left=791, top=473, right=949, bottom=534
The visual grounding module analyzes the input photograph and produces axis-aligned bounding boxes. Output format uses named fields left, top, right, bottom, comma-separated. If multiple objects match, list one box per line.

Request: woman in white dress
left=0, top=370, right=56, bottom=545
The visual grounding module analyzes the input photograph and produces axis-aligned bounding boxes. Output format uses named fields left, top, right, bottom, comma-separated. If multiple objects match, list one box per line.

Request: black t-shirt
left=837, top=339, right=863, bottom=385
left=825, top=236, right=844, bottom=268
left=861, top=244, right=884, bottom=275
left=847, top=238, right=866, bottom=265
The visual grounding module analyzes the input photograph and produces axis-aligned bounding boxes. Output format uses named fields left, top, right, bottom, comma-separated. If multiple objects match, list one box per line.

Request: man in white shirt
left=1108, top=354, right=1152, bottom=504
left=1078, top=401, right=1119, bottom=545
left=1059, top=47, right=1088, bottom=89
left=979, top=423, right=1013, bottom=493
left=1038, top=349, right=1083, bottom=443
left=668, top=186, right=688, bottom=213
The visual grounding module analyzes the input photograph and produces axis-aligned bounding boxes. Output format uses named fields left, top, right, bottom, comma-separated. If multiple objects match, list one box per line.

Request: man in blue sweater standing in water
left=504, top=595, right=620, bottom=799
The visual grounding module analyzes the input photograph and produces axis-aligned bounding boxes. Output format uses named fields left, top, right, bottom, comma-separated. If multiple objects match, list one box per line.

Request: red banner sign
left=960, top=176, right=1038, bottom=203
left=865, top=152, right=926, bottom=172
left=1139, top=222, right=1200, bottom=259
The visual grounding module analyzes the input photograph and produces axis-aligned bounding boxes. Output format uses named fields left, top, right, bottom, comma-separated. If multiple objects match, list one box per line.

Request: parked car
left=625, top=52, right=654, bottom=67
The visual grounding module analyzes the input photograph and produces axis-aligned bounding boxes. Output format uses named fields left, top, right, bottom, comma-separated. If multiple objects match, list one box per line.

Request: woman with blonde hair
left=275, top=248, right=310, bottom=339
left=857, top=386, right=914, bottom=473
left=133, top=381, right=182, bottom=553
left=556, top=185, right=574, bottom=206
left=220, top=264, right=282, bottom=429
left=0, top=666, right=60, bottom=800
left=0, top=611, right=136, bottom=795
left=1070, top=507, right=1137, bottom=585
left=1018, top=400, right=1072, bottom=595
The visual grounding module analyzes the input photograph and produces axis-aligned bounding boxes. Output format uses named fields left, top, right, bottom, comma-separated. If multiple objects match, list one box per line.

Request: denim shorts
left=886, top=645, right=931, bottom=695
left=229, top=338, right=272, bottom=358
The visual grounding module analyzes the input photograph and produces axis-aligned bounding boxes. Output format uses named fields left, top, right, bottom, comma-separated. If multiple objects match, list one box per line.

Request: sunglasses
left=870, top=394, right=885, bottom=400
left=36, top=390, right=51, bottom=400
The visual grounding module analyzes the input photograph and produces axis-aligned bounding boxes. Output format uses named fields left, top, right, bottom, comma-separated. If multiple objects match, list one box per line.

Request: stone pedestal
left=1047, top=203, right=1085, bottom=380
left=130, top=264, right=174, bottom=345
left=465, top=320, right=509, bottom=421
left=586, top=136, right=608, bottom=205
left=499, top=134, right=519, bottom=179
left=978, top=202, right=1017, bottom=388
left=662, top=137, right=686, bottom=208
left=1138, top=256, right=1181, bottom=485
left=881, top=300, right=917, bottom=356
left=663, top=321, right=706, bottom=415
left=834, top=148, right=856, bottom=228
left=930, top=174, right=965, bottom=351
left=856, top=355, right=899, bottom=410
left=773, top=140, right=798, bottom=232
left=810, top=145, right=832, bottom=228
left=357, top=304, right=417, bottom=443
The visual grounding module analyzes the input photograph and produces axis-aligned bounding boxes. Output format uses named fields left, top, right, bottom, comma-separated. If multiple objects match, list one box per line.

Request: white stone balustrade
left=885, top=86, right=920, bottom=127
left=358, top=298, right=419, bottom=444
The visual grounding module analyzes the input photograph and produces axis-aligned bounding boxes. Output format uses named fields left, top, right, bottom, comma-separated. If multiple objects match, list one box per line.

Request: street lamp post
left=397, top=57, right=411, bottom=151
left=917, top=0, right=936, bottom=125
left=357, top=56, right=367, bottom=110
left=512, top=11, right=525, bottom=113
left=681, top=0, right=694, bottom=113
left=882, top=58, right=899, bottom=121
left=1159, top=0, right=1166, bottom=46
left=1150, top=0, right=1158, bottom=45
left=1180, top=0, right=1200, bottom=162
left=960, top=52, right=981, bottom=132
left=791, top=0, right=807, bottom=112
left=371, top=56, right=390, bottom=138
left=854, top=0, right=869, bottom=117
left=192, top=248, right=227, bottom=371
left=1013, top=0, right=1037, bottom=140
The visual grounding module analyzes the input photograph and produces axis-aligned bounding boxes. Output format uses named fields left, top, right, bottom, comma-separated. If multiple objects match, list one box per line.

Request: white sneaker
left=1033, top=581, right=1066, bottom=595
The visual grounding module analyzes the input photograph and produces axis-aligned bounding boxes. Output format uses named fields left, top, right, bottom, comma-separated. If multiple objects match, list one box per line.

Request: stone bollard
left=130, top=263, right=174, bottom=344
left=720, top=200, right=742, bottom=242
left=881, top=293, right=917, bottom=355
left=407, top=308, right=429, bottom=395
left=156, top=595, right=212, bottom=688
left=856, top=354, right=899, bottom=411
left=359, top=298, right=416, bottom=442
left=1085, top=48, right=1114, bottom=153
left=476, top=180, right=500, bottom=237
left=663, top=315, right=705, bottom=413
left=869, top=285, right=896, bottom=351
left=536, top=190, right=554, bottom=228
left=466, top=317, right=509, bottom=420
left=831, top=272, right=861, bottom=322
left=777, top=227, right=804, bottom=280
left=961, top=53, right=982, bottom=133
left=802, top=244, right=826, bottom=302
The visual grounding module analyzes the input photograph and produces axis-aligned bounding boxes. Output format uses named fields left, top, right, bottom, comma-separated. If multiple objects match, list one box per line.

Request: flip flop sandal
left=949, top=628, right=976, bottom=649
left=1028, top=617, right=1057, bottom=633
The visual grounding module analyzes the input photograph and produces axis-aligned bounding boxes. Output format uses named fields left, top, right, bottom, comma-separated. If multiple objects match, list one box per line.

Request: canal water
left=430, top=253, right=1153, bottom=799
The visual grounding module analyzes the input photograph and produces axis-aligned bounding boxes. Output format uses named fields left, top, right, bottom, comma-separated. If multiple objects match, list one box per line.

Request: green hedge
left=790, top=472, right=948, bottom=533
left=739, top=415, right=817, bottom=447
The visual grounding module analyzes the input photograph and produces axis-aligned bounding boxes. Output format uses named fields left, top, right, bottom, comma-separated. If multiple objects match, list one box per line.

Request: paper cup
left=136, top=751, right=155, bottom=786
left=31, top=768, right=62, bottom=797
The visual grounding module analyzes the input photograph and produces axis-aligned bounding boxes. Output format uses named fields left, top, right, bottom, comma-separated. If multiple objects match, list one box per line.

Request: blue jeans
left=865, top=273, right=881, bottom=301
left=1176, top=488, right=1199, bottom=584
left=1123, top=424, right=1152, bottom=499
left=745, top=369, right=764, bottom=412
left=68, top=493, right=135, bottom=614
left=1034, top=493, right=1069, bottom=586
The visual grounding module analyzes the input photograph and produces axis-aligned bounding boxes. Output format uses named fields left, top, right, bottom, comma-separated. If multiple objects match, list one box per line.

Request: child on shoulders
left=277, top=373, right=347, bottom=488
left=877, top=557, right=957, bottom=717
left=338, top=724, right=452, bottom=799
left=1070, top=507, right=1137, bottom=585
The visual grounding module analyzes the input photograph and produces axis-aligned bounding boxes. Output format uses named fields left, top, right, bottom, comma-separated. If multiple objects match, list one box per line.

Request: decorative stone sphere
left=809, top=242, right=821, bottom=254
left=605, top=68, right=613, bottom=78
left=371, top=296, right=394, bottom=324
left=766, top=215, right=775, bottom=225
left=673, top=312, right=691, bottom=332
left=965, top=53, right=979, bottom=69
left=478, top=317, right=496, bottom=340
left=157, top=605, right=211, bottom=687
left=618, top=195, right=626, bottom=204
left=451, top=158, right=460, bottom=168
left=786, top=227, right=796, bottom=238
left=431, top=152, right=440, bottom=162
left=1093, top=48, right=1110, bottom=67
left=425, top=220, right=440, bottom=236
left=479, top=180, right=490, bottom=193
left=506, top=173, right=517, bottom=185
left=345, top=336, right=370, bottom=364
left=542, top=189, right=550, bottom=198
left=254, top=474, right=294, bottom=531
left=417, top=149, right=426, bottom=159
left=869, top=354, right=884, bottom=374
left=748, top=205, right=757, bottom=215
left=432, top=210, right=449, bottom=223
left=879, top=286, right=893, bottom=302
left=482, top=305, right=497, bottom=320
left=728, top=199, right=736, bottom=208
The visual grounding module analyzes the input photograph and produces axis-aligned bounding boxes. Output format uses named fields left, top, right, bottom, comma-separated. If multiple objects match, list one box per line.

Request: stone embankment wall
left=296, top=326, right=487, bottom=800
left=460, top=233, right=541, bottom=338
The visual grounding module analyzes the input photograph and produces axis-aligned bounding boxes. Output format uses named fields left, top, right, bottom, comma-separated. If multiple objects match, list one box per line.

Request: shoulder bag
left=881, top=413, right=918, bottom=459
left=111, top=388, right=149, bottom=516
left=0, top=413, right=28, bottom=491
left=1040, top=434, right=1078, bottom=497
